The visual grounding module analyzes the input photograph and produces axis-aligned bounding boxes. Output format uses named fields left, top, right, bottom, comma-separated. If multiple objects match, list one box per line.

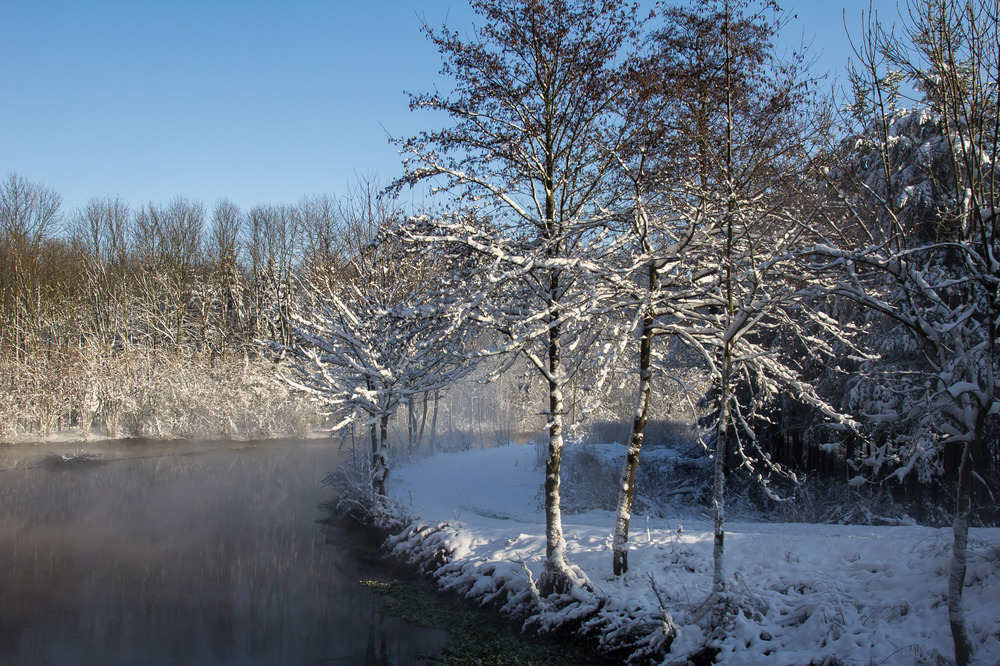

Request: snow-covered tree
left=614, top=0, right=853, bottom=631
left=395, top=0, right=648, bottom=596
left=281, top=196, right=479, bottom=499
left=812, top=3, right=1000, bottom=662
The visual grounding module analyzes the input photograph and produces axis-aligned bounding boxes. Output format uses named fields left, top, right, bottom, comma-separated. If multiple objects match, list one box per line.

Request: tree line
left=0, top=173, right=414, bottom=440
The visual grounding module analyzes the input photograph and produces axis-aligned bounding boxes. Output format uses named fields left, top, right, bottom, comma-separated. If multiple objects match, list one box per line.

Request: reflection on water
left=0, top=439, right=446, bottom=665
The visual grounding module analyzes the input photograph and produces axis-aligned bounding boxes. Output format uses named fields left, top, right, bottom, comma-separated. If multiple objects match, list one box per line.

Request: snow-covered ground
left=385, top=444, right=1000, bottom=665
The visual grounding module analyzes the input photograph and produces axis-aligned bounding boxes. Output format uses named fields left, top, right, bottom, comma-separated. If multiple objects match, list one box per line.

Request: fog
left=0, top=438, right=446, bottom=665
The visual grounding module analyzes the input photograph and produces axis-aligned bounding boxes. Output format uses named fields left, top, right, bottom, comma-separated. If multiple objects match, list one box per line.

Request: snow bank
left=382, top=444, right=1000, bottom=664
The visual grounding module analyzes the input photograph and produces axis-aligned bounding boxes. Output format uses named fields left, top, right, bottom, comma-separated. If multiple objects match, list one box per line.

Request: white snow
left=386, top=443, right=1000, bottom=665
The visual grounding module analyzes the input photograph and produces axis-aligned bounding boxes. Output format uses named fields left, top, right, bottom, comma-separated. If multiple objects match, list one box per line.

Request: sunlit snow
left=387, top=444, right=1000, bottom=664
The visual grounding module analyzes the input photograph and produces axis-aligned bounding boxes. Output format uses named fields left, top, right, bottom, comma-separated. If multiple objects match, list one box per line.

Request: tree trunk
left=949, top=433, right=981, bottom=666
left=371, top=413, right=390, bottom=497
left=612, top=308, right=654, bottom=576
left=370, top=420, right=381, bottom=493
left=429, top=389, right=440, bottom=453
left=711, top=342, right=733, bottom=630
left=407, top=397, right=416, bottom=452
left=379, top=413, right=390, bottom=489
left=538, top=321, right=572, bottom=597
left=416, top=390, right=429, bottom=450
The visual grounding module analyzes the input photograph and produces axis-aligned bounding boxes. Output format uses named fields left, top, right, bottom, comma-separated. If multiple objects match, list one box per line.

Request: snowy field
left=386, top=444, right=1000, bottom=665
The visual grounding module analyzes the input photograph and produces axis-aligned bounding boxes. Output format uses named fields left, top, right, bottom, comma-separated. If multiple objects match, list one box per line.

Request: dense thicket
left=0, top=178, right=391, bottom=440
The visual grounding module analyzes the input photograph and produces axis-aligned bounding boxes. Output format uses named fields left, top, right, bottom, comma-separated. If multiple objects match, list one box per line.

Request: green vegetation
left=361, top=578, right=616, bottom=665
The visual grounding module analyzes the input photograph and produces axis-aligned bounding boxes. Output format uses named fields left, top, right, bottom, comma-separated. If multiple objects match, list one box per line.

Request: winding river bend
left=0, top=438, right=447, bottom=665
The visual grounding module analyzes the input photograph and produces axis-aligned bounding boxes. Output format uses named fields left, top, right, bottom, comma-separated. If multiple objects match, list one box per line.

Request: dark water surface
left=0, top=438, right=447, bottom=665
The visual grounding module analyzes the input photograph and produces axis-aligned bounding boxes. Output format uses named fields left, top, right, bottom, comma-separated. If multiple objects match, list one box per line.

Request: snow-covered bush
left=560, top=442, right=711, bottom=516
left=561, top=445, right=620, bottom=512
left=724, top=473, right=917, bottom=526
left=581, top=419, right=696, bottom=451
left=0, top=345, right=319, bottom=442
left=111, top=350, right=317, bottom=441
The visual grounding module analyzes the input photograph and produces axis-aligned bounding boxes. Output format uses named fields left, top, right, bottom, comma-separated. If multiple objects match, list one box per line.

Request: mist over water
left=0, top=438, right=446, bottom=665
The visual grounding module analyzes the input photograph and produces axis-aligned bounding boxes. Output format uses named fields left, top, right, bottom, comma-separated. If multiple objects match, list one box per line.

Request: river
left=0, top=438, right=447, bottom=665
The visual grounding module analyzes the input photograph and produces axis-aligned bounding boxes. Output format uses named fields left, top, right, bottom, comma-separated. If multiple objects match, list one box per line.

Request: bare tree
left=298, top=193, right=345, bottom=295
left=605, top=0, right=850, bottom=629
left=0, top=173, right=63, bottom=358
left=72, top=196, right=132, bottom=349
left=814, top=3, right=1000, bottom=662
left=207, top=198, right=244, bottom=355
left=396, top=0, right=647, bottom=596
left=246, top=203, right=300, bottom=347
left=130, top=198, right=206, bottom=350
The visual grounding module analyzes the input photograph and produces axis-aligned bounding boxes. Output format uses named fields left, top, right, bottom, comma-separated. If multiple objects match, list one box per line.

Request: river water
left=0, top=438, right=447, bottom=665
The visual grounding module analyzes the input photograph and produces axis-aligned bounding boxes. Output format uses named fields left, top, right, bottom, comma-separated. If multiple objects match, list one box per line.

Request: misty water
left=0, top=438, right=447, bottom=665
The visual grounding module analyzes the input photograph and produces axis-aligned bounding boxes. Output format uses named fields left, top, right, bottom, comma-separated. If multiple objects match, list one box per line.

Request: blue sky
left=1, top=1, right=880, bottom=217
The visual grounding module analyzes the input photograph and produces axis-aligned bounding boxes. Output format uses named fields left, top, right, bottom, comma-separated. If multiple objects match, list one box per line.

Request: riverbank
left=373, top=443, right=1000, bottom=665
